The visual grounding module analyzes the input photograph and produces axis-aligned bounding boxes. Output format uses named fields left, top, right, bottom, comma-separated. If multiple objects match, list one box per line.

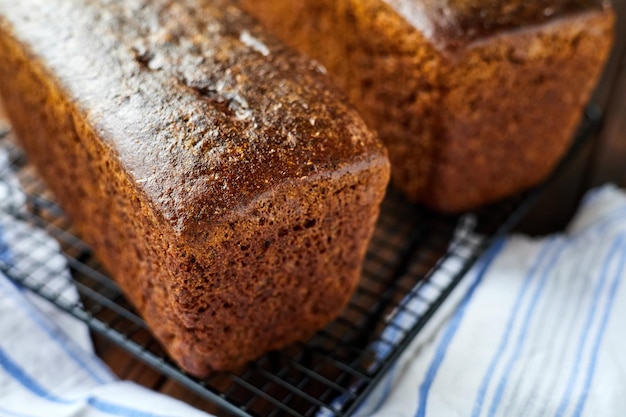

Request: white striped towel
left=344, top=184, right=626, bottom=417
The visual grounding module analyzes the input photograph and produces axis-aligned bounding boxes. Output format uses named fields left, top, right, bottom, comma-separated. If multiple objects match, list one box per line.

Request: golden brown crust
left=385, top=0, right=611, bottom=51
left=240, top=0, right=614, bottom=211
left=0, top=0, right=386, bottom=239
left=0, top=0, right=389, bottom=375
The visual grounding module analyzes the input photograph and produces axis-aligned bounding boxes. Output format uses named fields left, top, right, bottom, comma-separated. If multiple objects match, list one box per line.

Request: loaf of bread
left=0, top=0, right=390, bottom=376
left=239, top=0, right=615, bottom=211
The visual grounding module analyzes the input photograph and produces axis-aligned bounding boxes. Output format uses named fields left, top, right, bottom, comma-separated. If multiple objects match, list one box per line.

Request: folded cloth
left=348, top=184, right=626, bottom=417
left=0, top=145, right=212, bottom=417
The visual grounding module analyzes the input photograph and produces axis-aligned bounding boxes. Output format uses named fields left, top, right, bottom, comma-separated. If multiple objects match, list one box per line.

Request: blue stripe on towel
left=0, top=341, right=179, bottom=417
left=0, top=344, right=71, bottom=404
left=487, top=239, right=566, bottom=417
left=415, top=237, right=506, bottom=417
left=472, top=238, right=559, bottom=417
left=572, top=236, right=626, bottom=417
left=0, top=277, right=112, bottom=385
left=0, top=324, right=181, bottom=417
left=87, top=398, right=176, bottom=417
left=0, top=224, right=177, bottom=417
left=0, top=223, right=11, bottom=264
left=513, top=234, right=600, bottom=417
left=553, top=235, right=624, bottom=417
left=0, top=223, right=112, bottom=384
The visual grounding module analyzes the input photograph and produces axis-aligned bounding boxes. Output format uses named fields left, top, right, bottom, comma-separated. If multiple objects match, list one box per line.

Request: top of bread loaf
left=0, top=0, right=386, bottom=236
left=385, top=0, right=612, bottom=50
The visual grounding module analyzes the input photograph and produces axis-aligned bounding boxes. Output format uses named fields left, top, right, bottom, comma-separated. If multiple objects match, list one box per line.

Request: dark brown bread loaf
left=0, top=0, right=390, bottom=376
left=239, top=0, right=615, bottom=211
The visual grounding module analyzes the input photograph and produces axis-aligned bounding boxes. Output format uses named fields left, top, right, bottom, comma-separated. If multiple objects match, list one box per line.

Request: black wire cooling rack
left=0, top=106, right=602, bottom=417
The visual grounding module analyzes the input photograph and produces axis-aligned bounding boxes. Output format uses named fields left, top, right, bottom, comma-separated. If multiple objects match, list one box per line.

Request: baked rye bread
left=0, top=0, right=390, bottom=376
left=239, top=0, right=615, bottom=211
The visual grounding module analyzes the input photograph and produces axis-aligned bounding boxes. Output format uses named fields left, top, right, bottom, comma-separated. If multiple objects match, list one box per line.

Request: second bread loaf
left=239, top=0, right=615, bottom=211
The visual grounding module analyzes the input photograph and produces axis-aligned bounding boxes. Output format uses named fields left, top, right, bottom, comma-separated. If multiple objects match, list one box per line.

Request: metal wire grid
left=0, top=106, right=602, bottom=417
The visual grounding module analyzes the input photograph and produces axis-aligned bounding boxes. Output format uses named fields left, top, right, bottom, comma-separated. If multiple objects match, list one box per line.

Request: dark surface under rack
left=0, top=106, right=602, bottom=417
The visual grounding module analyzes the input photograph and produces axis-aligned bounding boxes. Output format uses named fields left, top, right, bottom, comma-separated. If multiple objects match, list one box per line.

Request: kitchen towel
left=0, top=143, right=213, bottom=417
left=338, top=184, right=626, bottom=417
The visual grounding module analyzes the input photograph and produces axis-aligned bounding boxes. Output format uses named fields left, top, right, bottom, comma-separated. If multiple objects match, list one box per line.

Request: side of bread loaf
left=0, top=0, right=389, bottom=376
left=239, top=0, right=614, bottom=211
left=427, top=7, right=615, bottom=210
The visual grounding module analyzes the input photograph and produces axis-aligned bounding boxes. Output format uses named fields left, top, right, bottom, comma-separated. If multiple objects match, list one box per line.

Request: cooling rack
left=0, top=106, right=602, bottom=417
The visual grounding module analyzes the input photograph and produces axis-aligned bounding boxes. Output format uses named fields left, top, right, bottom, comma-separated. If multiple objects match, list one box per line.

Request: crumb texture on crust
left=0, top=0, right=389, bottom=376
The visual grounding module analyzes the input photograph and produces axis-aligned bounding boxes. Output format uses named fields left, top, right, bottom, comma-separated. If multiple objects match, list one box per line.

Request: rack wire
left=0, top=106, right=602, bottom=417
